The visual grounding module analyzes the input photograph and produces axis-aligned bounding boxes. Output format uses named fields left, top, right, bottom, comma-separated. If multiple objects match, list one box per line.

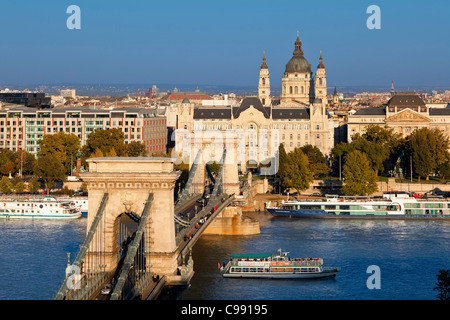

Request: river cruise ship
left=266, top=192, right=450, bottom=219
left=0, top=196, right=81, bottom=220
left=220, top=250, right=340, bottom=279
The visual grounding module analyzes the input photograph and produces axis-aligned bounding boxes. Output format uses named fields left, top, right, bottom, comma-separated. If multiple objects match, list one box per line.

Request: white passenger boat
left=70, top=197, right=88, bottom=216
left=266, top=192, right=450, bottom=219
left=220, top=250, right=339, bottom=279
left=0, top=196, right=81, bottom=220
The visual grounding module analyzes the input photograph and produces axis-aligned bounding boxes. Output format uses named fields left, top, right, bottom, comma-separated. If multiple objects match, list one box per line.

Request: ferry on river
left=219, top=250, right=340, bottom=279
left=266, top=192, right=450, bottom=219
left=0, top=196, right=81, bottom=220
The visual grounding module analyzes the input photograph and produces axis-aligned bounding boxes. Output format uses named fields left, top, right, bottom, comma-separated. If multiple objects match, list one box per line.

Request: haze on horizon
left=0, top=0, right=449, bottom=89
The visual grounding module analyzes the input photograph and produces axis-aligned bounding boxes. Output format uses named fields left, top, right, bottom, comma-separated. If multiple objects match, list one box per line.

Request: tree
left=82, top=128, right=128, bottom=158
left=15, top=149, right=36, bottom=176
left=38, top=132, right=81, bottom=175
left=0, top=149, right=18, bottom=176
left=434, top=269, right=450, bottom=300
left=34, top=155, right=66, bottom=194
left=13, top=180, right=25, bottom=194
left=0, top=176, right=13, bottom=194
left=351, top=125, right=401, bottom=175
left=406, top=127, right=450, bottom=181
left=28, top=177, right=41, bottom=194
left=300, top=145, right=330, bottom=178
left=283, top=147, right=313, bottom=195
left=331, top=142, right=355, bottom=178
left=127, top=141, right=147, bottom=157
left=277, top=143, right=289, bottom=192
left=341, top=150, right=378, bottom=196
left=439, top=162, right=450, bottom=182
left=0, top=160, right=15, bottom=176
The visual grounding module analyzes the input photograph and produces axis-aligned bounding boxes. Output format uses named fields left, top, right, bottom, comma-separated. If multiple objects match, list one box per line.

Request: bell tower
left=258, top=52, right=271, bottom=106
left=315, top=51, right=327, bottom=104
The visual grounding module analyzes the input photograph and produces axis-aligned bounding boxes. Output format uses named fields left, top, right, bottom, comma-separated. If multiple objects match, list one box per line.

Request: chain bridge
left=54, top=149, right=252, bottom=300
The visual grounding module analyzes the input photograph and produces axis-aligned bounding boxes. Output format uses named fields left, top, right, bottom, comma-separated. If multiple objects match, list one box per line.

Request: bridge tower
left=82, top=157, right=181, bottom=278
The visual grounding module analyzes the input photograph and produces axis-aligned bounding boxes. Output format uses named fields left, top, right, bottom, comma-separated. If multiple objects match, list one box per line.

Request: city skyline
left=0, top=0, right=449, bottom=88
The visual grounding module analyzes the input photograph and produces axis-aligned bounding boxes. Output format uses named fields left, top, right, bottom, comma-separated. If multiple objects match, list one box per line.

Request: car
left=101, top=284, right=112, bottom=295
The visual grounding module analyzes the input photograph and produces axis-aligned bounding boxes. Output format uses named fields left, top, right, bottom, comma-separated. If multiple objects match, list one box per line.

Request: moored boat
left=266, top=192, right=450, bottom=219
left=220, top=250, right=339, bottom=279
left=0, top=196, right=81, bottom=220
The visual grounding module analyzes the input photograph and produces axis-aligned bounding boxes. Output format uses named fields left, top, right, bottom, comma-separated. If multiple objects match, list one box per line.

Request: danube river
left=0, top=213, right=449, bottom=300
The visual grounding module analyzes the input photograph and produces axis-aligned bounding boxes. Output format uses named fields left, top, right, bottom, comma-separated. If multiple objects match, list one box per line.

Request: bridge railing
left=175, top=150, right=202, bottom=209
left=110, top=193, right=154, bottom=300
left=177, top=193, right=235, bottom=263
left=55, top=193, right=109, bottom=300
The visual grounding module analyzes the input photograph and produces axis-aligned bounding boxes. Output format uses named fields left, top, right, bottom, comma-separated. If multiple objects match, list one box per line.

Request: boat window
left=300, top=205, right=321, bottom=210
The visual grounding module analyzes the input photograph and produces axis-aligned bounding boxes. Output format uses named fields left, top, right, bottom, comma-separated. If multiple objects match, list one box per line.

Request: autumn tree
left=0, top=176, right=13, bottom=194
left=82, top=128, right=128, bottom=158
left=341, top=150, right=378, bottom=196
left=27, top=177, right=41, bottom=194
left=0, top=149, right=18, bottom=176
left=127, top=141, right=147, bottom=157
left=34, top=155, right=66, bottom=194
left=38, top=132, right=81, bottom=174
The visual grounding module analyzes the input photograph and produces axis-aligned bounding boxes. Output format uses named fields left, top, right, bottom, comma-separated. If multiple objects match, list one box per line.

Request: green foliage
left=300, top=145, right=330, bottom=178
left=34, top=155, right=66, bottom=194
left=351, top=125, right=401, bottom=175
left=341, top=150, right=378, bottom=196
left=434, top=269, right=450, bottom=300
left=0, top=176, right=13, bottom=194
left=277, top=143, right=289, bottom=191
left=208, top=161, right=220, bottom=176
left=0, top=149, right=18, bottom=176
left=406, top=127, right=450, bottom=181
left=282, top=147, right=313, bottom=194
left=82, top=128, right=128, bottom=158
left=27, top=177, right=41, bottom=194
left=439, top=162, right=450, bottom=182
left=127, top=141, right=147, bottom=157
left=13, top=180, right=25, bottom=194
left=38, top=132, right=81, bottom=175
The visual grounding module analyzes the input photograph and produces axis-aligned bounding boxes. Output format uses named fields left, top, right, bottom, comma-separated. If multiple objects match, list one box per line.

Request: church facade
left=175, top=34, right=332, bottom=173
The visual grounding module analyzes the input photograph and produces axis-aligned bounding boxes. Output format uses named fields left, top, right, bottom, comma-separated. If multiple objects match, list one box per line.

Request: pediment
left=386, top=109, right=430, bottom=123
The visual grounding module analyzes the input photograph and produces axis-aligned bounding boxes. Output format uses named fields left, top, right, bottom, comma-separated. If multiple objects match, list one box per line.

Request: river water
left=0, top=212, right=449, bottom=300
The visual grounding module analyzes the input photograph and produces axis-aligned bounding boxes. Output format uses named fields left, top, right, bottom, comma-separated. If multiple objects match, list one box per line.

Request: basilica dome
left=285, top=34, right=311, bottom=74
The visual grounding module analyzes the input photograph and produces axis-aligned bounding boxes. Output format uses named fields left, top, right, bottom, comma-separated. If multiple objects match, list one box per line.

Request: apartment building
left=0, top=106, right=167, bottom=156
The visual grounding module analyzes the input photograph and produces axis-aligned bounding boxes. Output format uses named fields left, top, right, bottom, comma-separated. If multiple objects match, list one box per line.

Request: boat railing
left=229, top=257, right=323, bottom=266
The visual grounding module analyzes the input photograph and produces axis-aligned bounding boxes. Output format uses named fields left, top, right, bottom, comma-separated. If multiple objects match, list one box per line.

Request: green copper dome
left=285, top=34, right=311, bottom=74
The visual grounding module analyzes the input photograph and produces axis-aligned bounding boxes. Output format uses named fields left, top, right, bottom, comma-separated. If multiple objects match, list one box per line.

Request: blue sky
left=0, top=0, right=449, bottom=89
